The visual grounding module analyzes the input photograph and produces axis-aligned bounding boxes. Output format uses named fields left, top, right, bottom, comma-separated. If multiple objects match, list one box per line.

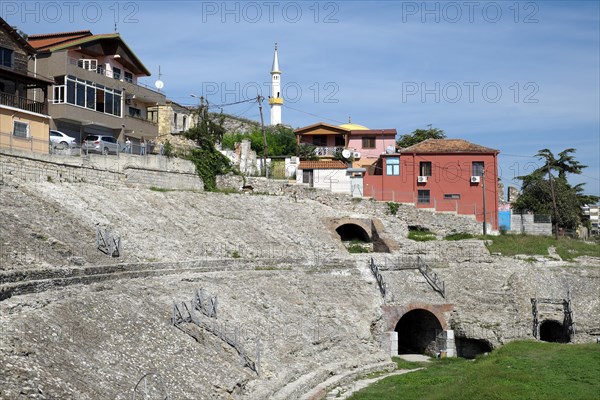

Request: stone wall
left=0, top=150, right=203, bottom=190
left=216, top=174, right=483, bottom=236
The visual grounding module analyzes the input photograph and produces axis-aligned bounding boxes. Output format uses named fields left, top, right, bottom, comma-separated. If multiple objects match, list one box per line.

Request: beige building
left=27, top=30, right=165, bottom=146
left=148, top=100, right=196, bottom=138
left=0, top=18, right=52, bottom=153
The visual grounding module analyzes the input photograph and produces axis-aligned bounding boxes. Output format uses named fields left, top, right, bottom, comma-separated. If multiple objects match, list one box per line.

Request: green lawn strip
left=349, top=341, right=600, bottom=400
left=483, top=235, right=599, bottom=260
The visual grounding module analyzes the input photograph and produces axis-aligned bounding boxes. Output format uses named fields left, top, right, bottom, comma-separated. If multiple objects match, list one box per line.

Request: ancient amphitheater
left=1, top=152, right=598, bottom=399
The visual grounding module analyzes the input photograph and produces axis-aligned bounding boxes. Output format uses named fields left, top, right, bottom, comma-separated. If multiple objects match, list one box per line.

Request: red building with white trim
left=364, top=139, right=500, bottom=230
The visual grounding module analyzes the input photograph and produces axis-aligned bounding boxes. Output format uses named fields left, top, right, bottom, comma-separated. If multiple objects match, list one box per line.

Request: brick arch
left=382, top=303, right=452, bottom=332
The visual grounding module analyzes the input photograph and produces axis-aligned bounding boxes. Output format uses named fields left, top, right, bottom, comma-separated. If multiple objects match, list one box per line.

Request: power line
left=282, top=104, right=346, bottom=125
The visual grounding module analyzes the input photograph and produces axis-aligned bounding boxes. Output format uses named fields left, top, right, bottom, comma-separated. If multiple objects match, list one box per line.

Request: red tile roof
left=298, top=160, right=348, bottom=169
left=399, top=139, right=499, bottom=154
left=28, top=30, right=92, bottom=50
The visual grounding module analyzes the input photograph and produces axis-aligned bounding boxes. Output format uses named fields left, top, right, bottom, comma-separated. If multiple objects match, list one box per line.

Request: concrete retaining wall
left=0, top=149, right=203, bottom=190
left=510, top=213, right=552, bottom=236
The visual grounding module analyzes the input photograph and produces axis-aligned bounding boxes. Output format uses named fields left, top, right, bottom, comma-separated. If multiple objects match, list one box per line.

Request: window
left=334, top=135, right=345, bottom=147
left=124, top=71, right=133, bottom=83
left=419, top=161, right=432, bottom=176
left=13, top=121, right=28, bottom=138
left=362, top=136, right=376, bottom=149
left=53, top=85, right=65, bottom=103
left=148, top=110, right=157, bottom=123
left=444, top=194, right=461, bottom=199
left=113, top=67, right=121, bottom=80
left=386, top=157, right=400, bottom=176
left=77, top=59, right=97, bottom=71
left=0, top=47, right=14, bottom=68
left=61, top=75, right=122, bottom=117
left=182, top=116, right=187, bottom=130
left=312, top=135, right=327, bottom=147
left=128, top=107, right=141, bottom=118
left=418, top=190, right=430, bottom=204
left=173, top=113, right=178, bottom=129
left=472, top=162, right=485, bottom=177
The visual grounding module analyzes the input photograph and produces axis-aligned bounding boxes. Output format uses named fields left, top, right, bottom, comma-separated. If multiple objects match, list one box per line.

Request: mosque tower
left=269, top=43, right=283, bottom=125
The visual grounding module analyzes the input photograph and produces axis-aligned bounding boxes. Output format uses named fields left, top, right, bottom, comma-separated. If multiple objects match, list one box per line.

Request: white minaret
left=269, top=43, right=283, bottom=125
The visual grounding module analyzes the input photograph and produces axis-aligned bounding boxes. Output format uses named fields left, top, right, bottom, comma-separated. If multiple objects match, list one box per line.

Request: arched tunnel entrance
left=395, top=309, right=443, bottom=356
left=540, top=320, right=570, bottom=343
left=456, top=338, right=493, bottom=359
left=336, top=224, right=371, bottom=242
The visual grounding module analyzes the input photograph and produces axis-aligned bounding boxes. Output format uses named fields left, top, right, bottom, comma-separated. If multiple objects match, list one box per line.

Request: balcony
left=314, top=146, right=343, bottom=157
left=0, top=91, right=47, bottom=115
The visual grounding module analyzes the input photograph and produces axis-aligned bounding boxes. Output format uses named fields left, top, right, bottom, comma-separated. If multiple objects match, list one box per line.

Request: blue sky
left=4, top=0, right=599, bottom=196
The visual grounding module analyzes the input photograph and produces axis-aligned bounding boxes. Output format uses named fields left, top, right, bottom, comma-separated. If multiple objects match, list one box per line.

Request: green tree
left=185, top=102, right=231, bottom=191
left=533, top=148, right=587, bottom=180
left=513, top=148, right=597, bottom=232
left=221, top=125, right=297, bottom=157
left=396, top=127, right=446, bottom=149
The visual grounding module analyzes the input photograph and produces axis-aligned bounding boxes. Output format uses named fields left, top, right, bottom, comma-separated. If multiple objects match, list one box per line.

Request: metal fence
left=1, top=131, right=165, bottom=158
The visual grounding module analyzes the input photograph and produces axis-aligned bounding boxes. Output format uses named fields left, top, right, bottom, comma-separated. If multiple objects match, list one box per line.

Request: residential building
left=582, top=204, right=599, bottom=235
left=27, top=30, right=165, bottom=146
left=147, top=100, right=196, bottom=137
left=0, top=18, right=52, bottom=153
left=294, top=122, right=397, bottom=167
left=364, top=139, right=500, bottom=230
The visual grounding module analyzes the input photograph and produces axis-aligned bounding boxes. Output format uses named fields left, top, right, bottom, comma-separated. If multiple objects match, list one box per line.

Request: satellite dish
left=154, top=80, right=164, bottom=90
left=341, top=149, right=352, bottom=159
left=386, top=145, right=395, bottom=154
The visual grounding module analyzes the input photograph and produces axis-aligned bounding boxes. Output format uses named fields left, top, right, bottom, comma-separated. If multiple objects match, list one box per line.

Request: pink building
left=294, top=122, right=397, bottom=167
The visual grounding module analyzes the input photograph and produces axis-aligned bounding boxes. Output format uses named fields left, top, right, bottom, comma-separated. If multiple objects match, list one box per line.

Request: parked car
left=82, top=135, right=121, bottom=155
left=49, top=130, right=77, bottom=148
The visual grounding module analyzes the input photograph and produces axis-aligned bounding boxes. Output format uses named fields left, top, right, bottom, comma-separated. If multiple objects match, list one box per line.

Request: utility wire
left=282, top=103, right=346, bottom=125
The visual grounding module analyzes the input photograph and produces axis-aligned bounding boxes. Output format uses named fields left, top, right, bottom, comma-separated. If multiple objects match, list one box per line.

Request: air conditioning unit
left=353, top=152, right=361, bottom=159
left=471, top=176, right=481, bottom=183
left=417, top=176, right=428, bottom=183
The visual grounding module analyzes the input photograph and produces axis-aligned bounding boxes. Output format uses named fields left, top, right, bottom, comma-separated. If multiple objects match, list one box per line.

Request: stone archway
left=394, top=309, right=443, bottom=356
left=540, top=320, right=569, bottom=343
left=335, top=223, right=371, bottom=242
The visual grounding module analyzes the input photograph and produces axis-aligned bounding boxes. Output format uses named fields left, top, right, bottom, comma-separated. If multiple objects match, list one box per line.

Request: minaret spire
left=269, top=43, right=283, bottom=125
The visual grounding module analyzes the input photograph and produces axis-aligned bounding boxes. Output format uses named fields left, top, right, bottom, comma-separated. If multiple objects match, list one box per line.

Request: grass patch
left=347, top=241, right=371, bottom=253
left=483, top=234, right=599, bottom=261
left=408, top=227, right=437, bottom=242
left=149, top=186, right=172, bottom=192
left=349, top=341, right=600, bottom=400
left=444, top=232, right=476, bottom=241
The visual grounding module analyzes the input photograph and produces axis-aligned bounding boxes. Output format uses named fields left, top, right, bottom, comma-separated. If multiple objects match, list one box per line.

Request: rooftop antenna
left=427, top=124, right=432, bottom=129
left=114, top=22, right=118, bottom=33
left=154, top=65, right=164, bottom=92
left=348, top=116, right=352, bottom=123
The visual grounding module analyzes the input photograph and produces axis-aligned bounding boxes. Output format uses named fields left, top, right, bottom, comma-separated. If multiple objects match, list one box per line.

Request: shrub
left=408, top=226, right=436, bottom=241
left=387, top=201, right=400, bottom=215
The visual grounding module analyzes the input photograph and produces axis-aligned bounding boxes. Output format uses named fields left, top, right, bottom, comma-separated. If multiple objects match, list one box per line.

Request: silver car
left=82, top=135, right=121, bottom=155
left=50, top=130, right=77, bottom=148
